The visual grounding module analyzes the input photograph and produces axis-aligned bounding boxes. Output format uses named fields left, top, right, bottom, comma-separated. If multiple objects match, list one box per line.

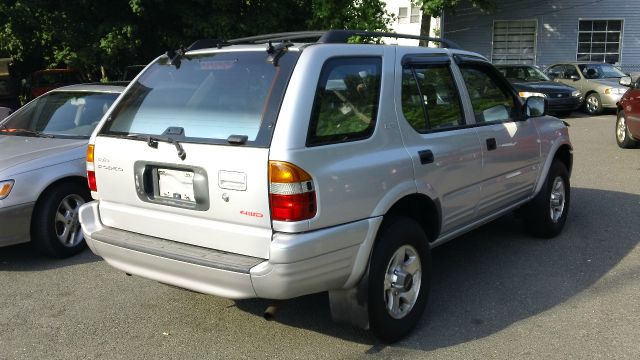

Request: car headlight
left=571, top=90, right=582, bottom=97
left=519, top=91, right=547, bottom=99
left=0, top=180, right=14, bottom=200
left=604, top=88, right=626, bottom=95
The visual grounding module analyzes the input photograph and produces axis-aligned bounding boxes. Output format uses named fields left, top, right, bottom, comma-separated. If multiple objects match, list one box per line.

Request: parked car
left=0, top=84, right=123, bottom=257
left=79, top=30, right=572, bottom=342
left=0, top=76, right=20, bottom=110
left=616, top=77, right=640, bottom=148
left=545, top=62, right=629, bottom=115
left=495, top=64, right=583, bottom=116
left=26, top=69, right=84, bottom=100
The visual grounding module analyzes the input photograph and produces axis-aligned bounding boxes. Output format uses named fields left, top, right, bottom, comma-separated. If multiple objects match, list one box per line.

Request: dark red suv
left=616, top=78, right=640, bottom=148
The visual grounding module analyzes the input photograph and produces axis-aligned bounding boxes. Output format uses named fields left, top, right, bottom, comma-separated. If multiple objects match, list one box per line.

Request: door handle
left=486, top=138, right=497, bottom=151
left=418, top=149, right=434, bottom=165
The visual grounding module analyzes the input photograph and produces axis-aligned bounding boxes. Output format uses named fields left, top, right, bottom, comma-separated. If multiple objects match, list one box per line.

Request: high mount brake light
left=269, top=161, right=316, bottom=222
left=87, top=144, right=97, bottom=192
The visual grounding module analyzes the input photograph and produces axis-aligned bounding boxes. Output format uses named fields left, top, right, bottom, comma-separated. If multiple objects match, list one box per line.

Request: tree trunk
left=418, top=11, right=432, bottom=47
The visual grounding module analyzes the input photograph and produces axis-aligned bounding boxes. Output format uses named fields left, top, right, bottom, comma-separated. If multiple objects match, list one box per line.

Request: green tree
left=0, top=0, right=392, bottom=84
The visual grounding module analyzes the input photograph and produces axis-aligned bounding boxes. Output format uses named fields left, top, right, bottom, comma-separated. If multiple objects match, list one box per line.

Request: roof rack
left=221, top=30, right=460, bottom=49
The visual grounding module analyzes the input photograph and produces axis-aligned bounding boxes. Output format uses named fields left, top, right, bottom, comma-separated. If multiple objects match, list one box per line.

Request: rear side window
left=306, top=57, right=382, bottom=146
left=459, top=64, right=519, bottom=123
left=401, top=65, right=464, bottom=132
left=100, top=51, right=299, bottom=146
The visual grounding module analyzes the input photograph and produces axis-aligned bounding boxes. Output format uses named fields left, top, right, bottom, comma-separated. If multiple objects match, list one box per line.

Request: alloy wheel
left=54, top=194, right=85, bottom=247
left=383, top=245, right=422, bottom=319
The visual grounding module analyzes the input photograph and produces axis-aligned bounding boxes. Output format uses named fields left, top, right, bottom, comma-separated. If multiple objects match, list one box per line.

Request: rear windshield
left=100, top=50, right=299, bottom=146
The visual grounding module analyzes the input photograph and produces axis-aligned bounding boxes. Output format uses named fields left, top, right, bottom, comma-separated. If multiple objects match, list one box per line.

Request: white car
left=0, top=84, right=123, bottom=257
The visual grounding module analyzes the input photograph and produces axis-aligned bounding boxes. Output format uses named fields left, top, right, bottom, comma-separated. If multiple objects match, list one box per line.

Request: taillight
left=86, top=144, right=97, bottom=192
left=269, top=161, right=316, bottom=222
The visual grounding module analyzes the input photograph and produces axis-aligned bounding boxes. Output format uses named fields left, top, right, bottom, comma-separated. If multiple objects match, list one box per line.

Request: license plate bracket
left=157, top=168, right=196, bottom=203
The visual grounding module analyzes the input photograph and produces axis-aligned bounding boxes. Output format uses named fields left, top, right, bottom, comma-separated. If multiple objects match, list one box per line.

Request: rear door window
left=401, top=64, right=464, bottom=132
left=100, top=51, right=298, bottom=147
left=306, top=57, right=382, bottom=146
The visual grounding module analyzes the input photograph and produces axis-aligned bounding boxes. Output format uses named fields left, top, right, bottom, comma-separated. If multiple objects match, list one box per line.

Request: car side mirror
left=570, top=75, right=580, bottom=81
left=619, top=76, right=632, bottom=87
left=525, top=96, right=546, bottom=118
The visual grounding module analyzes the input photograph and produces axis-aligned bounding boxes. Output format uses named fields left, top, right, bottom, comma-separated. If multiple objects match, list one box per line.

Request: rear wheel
left=616, top=111, right=639, bottom=148
left=522, top=160, right=570, bottom=238
left=584, top=93, right=603, bottom=115
left=32, top=182, right=90, bottom=258
left=368, top=217, right=430, bottom=343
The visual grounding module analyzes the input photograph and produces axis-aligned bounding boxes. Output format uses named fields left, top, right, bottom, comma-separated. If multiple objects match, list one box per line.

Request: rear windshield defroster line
left=99, top=50, right=300, bottom=148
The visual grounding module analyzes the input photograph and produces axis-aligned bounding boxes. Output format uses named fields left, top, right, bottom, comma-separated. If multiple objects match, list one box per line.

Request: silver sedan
left=0, top=84, right=123, bottom=257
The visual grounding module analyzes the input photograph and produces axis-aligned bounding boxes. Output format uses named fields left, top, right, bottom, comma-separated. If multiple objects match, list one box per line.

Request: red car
left=616, top=78, right=640, bottom=148
left=27, top=69, right=83, bottom=100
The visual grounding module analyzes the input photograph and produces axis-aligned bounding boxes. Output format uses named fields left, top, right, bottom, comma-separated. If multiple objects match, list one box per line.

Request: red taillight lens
left=87, top=170, right=97, bottom=192
left=86, top=144, right=97, bottom=192
left=269, top=161, right=316, bottom=222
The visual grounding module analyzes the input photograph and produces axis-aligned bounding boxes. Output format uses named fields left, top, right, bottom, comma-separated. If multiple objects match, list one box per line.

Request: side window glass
left=459, top=65, right=517, bottom=123
left=547, top=65, right=564, bottom=79
left=401, top=65, right=464, bottom=132
left=307, top=57, right=382, bottom=146
left=565, top=65, right=579, bottom=78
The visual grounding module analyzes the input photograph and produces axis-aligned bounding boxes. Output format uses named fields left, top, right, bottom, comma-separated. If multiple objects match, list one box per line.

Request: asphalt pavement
left=1, top=111, right=639, bottom=359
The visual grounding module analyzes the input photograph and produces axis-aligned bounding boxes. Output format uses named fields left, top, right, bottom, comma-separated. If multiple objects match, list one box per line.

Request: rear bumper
left=0, top=202, right=34, bottom=247
left=80, top=201, right=381, bottom=300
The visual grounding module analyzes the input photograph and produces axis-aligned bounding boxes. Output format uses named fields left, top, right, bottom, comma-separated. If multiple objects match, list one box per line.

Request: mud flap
left=328, top=269, right=370, bottom=330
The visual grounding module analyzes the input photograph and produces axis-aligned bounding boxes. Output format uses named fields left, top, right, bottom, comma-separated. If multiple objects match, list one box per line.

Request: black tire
left=368, top=217, right=431, bottom=343
left=584, top=93, right=603, bottom=116
left=522, top=161, right=570, bottom=238
left=31, top=181, right=90, bottom=258
left=615, top=111, right=639, bottom=149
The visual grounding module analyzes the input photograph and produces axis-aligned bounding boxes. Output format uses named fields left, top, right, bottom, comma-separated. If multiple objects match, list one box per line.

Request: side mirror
left=526, top=96, right=546, bottom=118
left=619, top=76, right=632, bottom=87
left=570, top=75, right=580, bottom=81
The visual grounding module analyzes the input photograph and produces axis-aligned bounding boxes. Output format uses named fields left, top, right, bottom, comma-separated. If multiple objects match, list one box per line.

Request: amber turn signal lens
left=269, top=161, right=312, bottom=183
left=86, top=144, right=95, bottom=163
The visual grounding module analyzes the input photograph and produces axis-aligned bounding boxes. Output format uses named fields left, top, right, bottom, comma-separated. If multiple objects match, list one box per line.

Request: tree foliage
left=0, top=0, right=392, bottom=82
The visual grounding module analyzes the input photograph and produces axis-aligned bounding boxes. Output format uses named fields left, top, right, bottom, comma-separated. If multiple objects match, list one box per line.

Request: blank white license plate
left=158, top=168, right=195, bottom=202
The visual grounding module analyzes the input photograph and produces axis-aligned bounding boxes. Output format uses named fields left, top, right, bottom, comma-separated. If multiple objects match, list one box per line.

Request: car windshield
left=578, top=64, right=626, bottom=79
left=100, top=51, right=295, bottom=145
left=497, top=66, right=550, bottom=83
left=0, top=91, right=119, bottom=138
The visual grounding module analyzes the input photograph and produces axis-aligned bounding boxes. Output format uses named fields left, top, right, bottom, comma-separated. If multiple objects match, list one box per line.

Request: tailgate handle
left=418, top=149, right=434, bottom=165
left=219, top=171, right=247, bottom=191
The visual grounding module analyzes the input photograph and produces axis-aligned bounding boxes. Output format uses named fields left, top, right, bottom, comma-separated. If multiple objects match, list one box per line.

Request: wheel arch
left=382, top=193, right=441, bottom=243
left=31, top=176, right=88, bottom=223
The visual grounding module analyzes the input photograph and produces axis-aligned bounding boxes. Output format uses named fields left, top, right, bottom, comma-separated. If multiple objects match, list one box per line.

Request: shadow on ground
left=0, top=243, right=98, bottom=271
left=235, top=187, right=640, bottom=351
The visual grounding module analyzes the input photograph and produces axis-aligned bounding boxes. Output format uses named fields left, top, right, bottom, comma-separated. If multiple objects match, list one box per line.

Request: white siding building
left=383, top=0, right=440, bottom=45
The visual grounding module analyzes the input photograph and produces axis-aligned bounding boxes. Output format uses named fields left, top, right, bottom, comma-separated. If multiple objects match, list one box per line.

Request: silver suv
left=79, top=30, right=572, bottom=342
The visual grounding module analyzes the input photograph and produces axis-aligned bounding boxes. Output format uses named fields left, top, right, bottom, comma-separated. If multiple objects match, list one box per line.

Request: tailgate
left=93, top=136, right=272, bottom=259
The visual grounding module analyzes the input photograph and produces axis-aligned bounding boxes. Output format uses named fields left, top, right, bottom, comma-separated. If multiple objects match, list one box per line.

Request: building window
left=577, top=20, right=622, bottom=64
left=398, top=7, right=408, bottom=24
left=491, top=20, right=537, bottom=65
left=410, top=6, right=421, bottom=23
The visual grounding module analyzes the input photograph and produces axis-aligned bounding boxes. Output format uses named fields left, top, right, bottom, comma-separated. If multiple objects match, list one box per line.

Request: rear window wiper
left=125, top=133, right=186, bottom=161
